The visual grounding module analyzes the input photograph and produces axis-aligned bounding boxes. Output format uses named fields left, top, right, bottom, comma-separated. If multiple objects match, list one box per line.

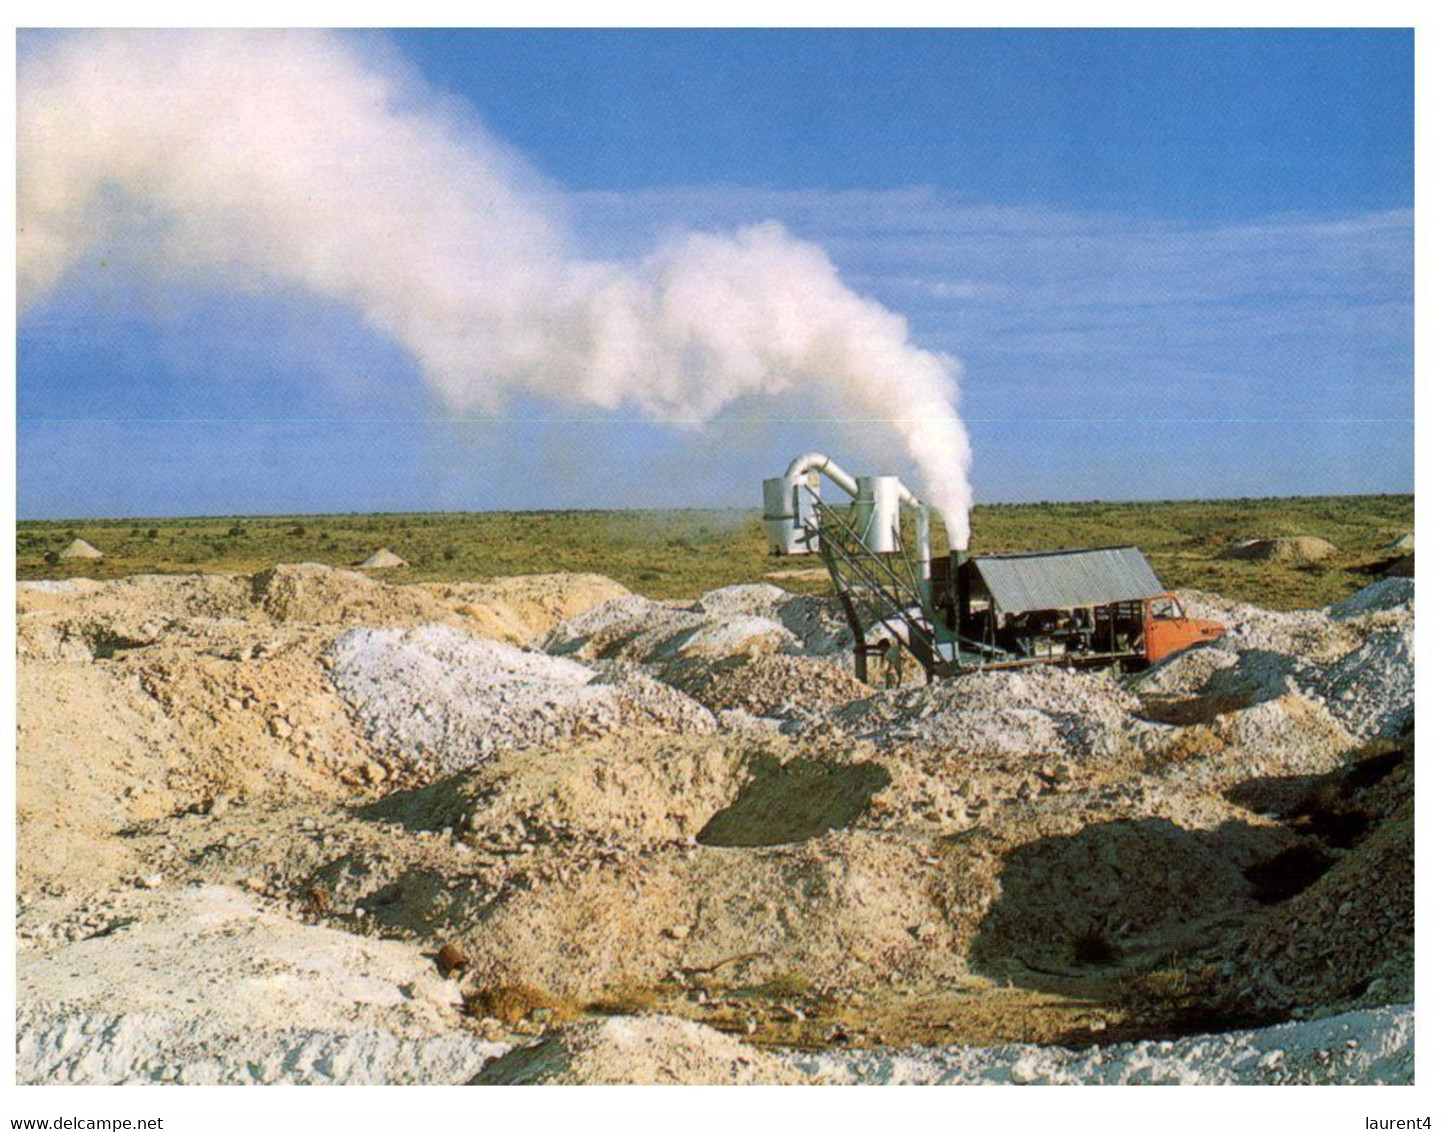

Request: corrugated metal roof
left=970, top=546, right=1165, bottom=615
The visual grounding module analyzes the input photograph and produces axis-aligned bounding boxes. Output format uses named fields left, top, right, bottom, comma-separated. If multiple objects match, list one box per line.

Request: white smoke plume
left=18, top=29, right=974, bottom=547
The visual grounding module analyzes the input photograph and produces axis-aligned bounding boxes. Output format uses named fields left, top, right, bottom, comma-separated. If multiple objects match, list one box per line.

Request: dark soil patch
left=698, top=755, right=889, bottom=847
left=1243, top=844, right=1335, bottom=904
left=1072, top=927, right=1119, bottom=966
left=1136, top=693, right=1254, bottom=726
left=1345, top=747, right=1407, bottom=790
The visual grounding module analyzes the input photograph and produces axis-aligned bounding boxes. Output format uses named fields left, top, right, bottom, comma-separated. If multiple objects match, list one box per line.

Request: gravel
left=671, top=614, right=800, bottom=659
left=541, top=595, right=708, bottom=662
left=330, top=625, right=715, bottom=773
left=472, top=1014, right=810, bottom=1085
left=1300, top=629, right=1415, bottom=739
left=543, top=586, right=851, bottom=665
left=17, top=1005, right=508, bottom=1085
left=1328, top=577, right=1414, bottom=620
left=826, top=664, right=1142, bottom=761
left=693, top=584, right=853, bottom=655
left=788, top=1005, right=1414, bottom=1085
left=14, top=884, right=513, bottom=1085
left=660, top=653, right=869, bottom=721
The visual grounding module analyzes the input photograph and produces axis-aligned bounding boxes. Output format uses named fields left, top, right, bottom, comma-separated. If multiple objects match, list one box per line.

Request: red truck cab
left=1142, top=593, right=1225, bottom=665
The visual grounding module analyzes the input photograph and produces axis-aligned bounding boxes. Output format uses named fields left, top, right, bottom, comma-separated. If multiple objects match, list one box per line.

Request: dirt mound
left=1132, top=579, right=1414, bottom=782
left=16, top=885, right=505, bottom=1085
left=357, top=547, right=407, bottom=569
left=19, top=564, right=630, bottom=645
left=279, top=755, right=1294, bottom=1000
left=17, top=628, right=378, bottom=895
left=456, top=829, right=947, bottom=997
left=173, top=653, right=381, bottom=782
left=829, top=665, right=1142, bottom=763
left=543, top=594, right=707, bottom=661
left=17, top=658, right=180, bottom=892
left=18, top=574, right=255, bottom=649
left=330, top=626, right=718, bottom=774
left=543, top=586, right=850, bottom=665
left=19, top=885, right=465, bottom=1034
left=1299, top=629, right=1414, bottom=739
left=59, top=537, right=103, bottom=559
left=697, top=754, right=891, bottom=847
left=1328, top=577, right=1413, bottom=621
left=472, top=1015, right=808, bottom=1085
left=444, top=573, right=630, bottom=646
left=1226, top=747, right=1414, bottom=1014
left=18, top=1005, right=502, bottom=1086
left=365, top=734, right=759, bottom=848
left=693, top=584, right=851, bottom=655
left=14, top=565, right=638, bottom=897
left=14, top=564, right=1415, bottom=1080
left=658, top=653, right=869, bottom=720
left=1221, top=536, right=1337, bottom=563
left=672, top=615, right=799, bottom=659
left=251, top=563, right=445, bottom=624
left=952, top=789, right=1295, bottom=978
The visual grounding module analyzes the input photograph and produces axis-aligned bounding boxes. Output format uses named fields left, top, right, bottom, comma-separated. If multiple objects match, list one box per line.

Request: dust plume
left=18, top=29, right=975, bottom=546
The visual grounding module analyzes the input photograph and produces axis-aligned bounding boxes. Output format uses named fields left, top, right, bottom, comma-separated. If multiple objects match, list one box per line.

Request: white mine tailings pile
left=18, top=886, right=509, bottom=1085
left=15, top=566, right=1413, bottom=1085
left=331, top=626, right=716, bottom=774
left=786, top=1006, right=1414, bottom=1086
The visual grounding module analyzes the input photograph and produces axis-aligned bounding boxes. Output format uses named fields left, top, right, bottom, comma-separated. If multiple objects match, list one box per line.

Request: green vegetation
left=15, top=493, right=1412, bottom=610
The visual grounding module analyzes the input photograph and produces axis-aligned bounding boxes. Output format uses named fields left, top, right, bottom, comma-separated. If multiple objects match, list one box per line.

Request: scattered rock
left=470, top=1015, right=811, bottom=1085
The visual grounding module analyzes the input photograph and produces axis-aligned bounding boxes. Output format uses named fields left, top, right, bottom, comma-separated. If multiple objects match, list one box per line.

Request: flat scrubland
left=15, top=493, right=1413, bottom=1084
left=17, top=493, right=1413, bottom=609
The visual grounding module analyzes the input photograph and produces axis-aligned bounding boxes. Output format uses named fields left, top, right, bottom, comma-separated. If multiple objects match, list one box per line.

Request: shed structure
left=965, top=546, right=1165, bottom=614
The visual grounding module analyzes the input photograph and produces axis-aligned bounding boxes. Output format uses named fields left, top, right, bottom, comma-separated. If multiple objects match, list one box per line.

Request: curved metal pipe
left=784, top=451, right=860, bottom=499
left=782, top=452, right=932, bottom=589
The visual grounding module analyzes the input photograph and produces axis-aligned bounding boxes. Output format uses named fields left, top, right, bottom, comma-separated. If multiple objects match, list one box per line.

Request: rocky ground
left=14, top=564, right=1415, bottom=1085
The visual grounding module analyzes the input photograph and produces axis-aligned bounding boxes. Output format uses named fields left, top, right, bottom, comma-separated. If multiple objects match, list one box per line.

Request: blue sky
left=18, top=28, right=1414, bottom=519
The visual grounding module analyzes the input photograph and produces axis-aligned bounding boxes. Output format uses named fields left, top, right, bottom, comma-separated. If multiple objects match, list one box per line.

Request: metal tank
left=762, top=472, right=818, bottom=555
left=855, top=475, right=902, bottom=554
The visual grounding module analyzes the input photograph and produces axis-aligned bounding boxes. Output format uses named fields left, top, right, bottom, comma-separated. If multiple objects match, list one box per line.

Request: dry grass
left=1145, top=727, right=1227, bottom=770
left=586, top=981, right=663, bottom=1016
left=464, top=982, right=580, bottom=1026
left=15, top=493, right=1412, bottom=608
left=755, top=972, right=816, bottom=1000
